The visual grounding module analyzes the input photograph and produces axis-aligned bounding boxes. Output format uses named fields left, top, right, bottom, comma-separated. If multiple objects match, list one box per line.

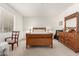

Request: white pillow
left=33, top=30, right=46, bottom=32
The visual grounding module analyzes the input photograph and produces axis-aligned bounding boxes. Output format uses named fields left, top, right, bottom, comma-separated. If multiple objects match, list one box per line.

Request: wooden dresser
left=59, top=32, right=79, bottom=52
left=59, top=12, right=79, bottom=52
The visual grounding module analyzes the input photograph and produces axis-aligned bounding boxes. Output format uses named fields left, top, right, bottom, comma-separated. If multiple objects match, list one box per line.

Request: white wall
left=0, top=4, right=23, bottom=42
left=55, top=4, right=79, bottom=30
left=14, top=15, right=23, bottom=40
left=23, top=16, right=57, bottom=34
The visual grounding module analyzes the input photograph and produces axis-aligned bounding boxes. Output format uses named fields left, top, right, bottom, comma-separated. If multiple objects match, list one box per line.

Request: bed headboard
left=32, top=27, right=46, bottom=32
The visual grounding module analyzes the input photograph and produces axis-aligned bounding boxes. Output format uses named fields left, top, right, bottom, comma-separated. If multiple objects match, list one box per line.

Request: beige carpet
left=9, top=39, right=79, bottom=56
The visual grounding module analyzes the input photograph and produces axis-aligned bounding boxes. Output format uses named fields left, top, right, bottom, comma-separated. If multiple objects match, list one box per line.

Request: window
left=0, top=7, right=14, bottom=33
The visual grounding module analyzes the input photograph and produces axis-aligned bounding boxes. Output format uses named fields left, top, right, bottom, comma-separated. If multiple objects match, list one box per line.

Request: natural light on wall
left=66, top=17, right=76, bottom=28
left=0, top=7, right=14, bottom=33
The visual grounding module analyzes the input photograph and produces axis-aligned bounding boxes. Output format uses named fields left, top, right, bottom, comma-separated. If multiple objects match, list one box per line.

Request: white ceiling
left=9, top=3, right=73, bottom=17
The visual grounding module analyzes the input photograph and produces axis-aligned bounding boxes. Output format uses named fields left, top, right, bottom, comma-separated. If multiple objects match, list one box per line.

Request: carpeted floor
left=9, top=39, right=79, bottom=56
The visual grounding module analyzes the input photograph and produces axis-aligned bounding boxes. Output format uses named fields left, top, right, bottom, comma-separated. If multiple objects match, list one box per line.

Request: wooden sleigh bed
left=26, top=27, right=53, bottom=48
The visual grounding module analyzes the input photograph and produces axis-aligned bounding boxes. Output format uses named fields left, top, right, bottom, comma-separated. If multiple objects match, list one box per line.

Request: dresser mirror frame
left=64, top=12, right=79, bottom=32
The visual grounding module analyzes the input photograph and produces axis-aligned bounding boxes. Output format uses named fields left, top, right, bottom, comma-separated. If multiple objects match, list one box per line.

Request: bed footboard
left=26, top=33, right=53, bottom=48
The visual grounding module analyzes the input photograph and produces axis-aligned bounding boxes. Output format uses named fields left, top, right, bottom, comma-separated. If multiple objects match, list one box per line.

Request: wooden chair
left=5, top=31, right=19, bottom=50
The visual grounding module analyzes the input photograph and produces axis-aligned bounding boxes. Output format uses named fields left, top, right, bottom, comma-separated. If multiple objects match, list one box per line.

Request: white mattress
left=30, top=32, right=52, bottom=34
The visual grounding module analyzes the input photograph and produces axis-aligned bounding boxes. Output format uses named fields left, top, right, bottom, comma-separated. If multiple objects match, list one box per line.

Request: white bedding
left=33, top=29, right=46, bottom=32
left=28, top=27, right=52, bottom=34
left=30, top=31, right=52, bottom=34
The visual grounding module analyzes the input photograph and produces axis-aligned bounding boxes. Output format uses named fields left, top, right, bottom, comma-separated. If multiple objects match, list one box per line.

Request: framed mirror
left=64, top=12, right=79, bottom=32
left=66, top=17, right=76, bottom=31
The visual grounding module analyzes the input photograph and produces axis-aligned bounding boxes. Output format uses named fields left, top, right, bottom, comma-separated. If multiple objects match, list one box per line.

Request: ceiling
left=8, top=3, right=73, bottom=17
